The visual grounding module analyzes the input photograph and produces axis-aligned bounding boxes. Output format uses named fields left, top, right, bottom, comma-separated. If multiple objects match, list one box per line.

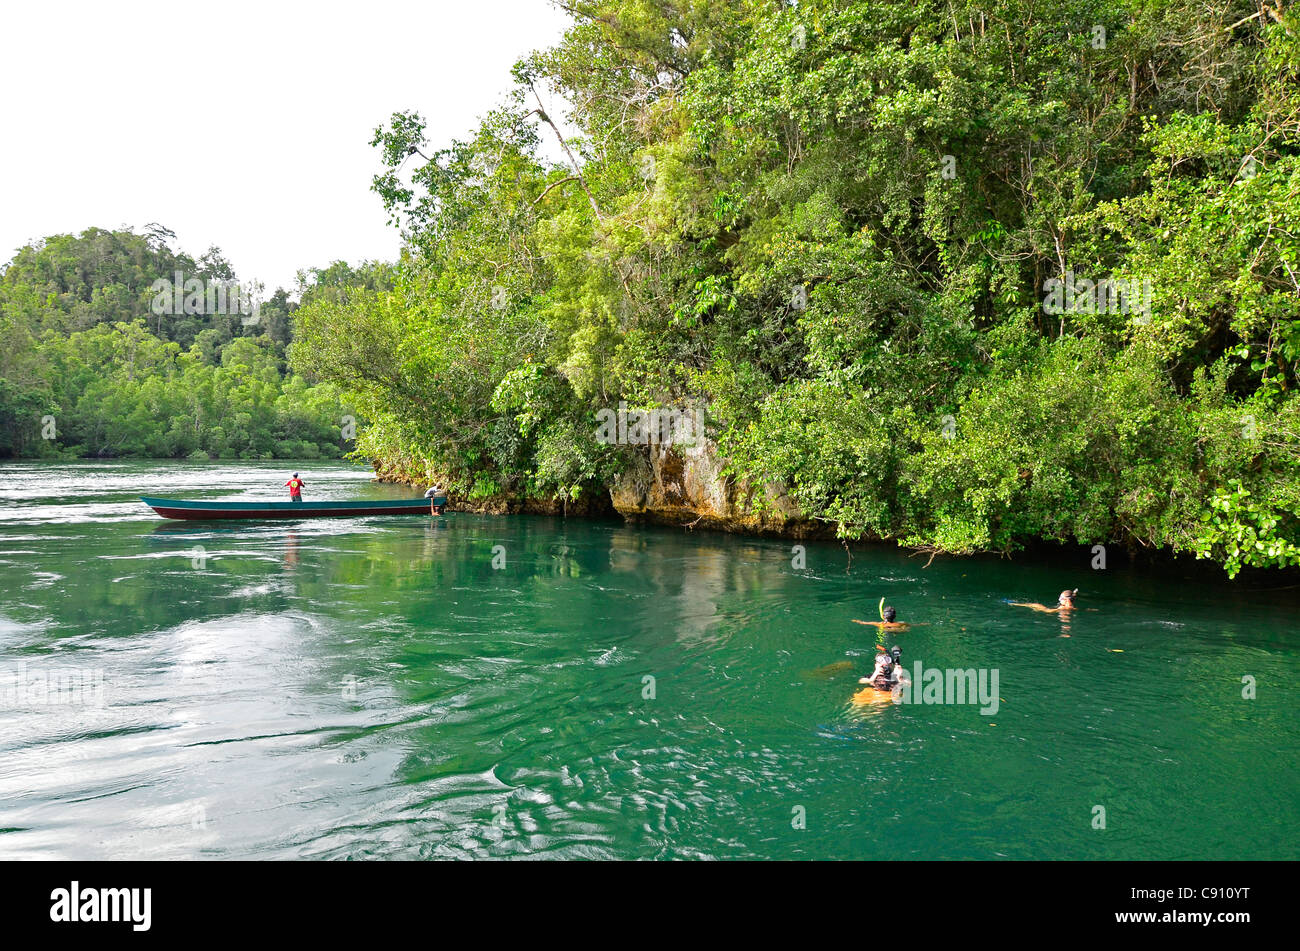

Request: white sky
left=0, top=0, right=572, bottom=294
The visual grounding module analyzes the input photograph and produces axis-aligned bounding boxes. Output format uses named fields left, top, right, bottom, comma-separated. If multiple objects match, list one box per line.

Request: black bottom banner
left=0, top=860, right=1284, bottom=939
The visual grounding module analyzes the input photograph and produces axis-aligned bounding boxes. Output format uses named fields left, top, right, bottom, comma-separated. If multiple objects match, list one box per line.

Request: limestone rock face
left=609, top=438, right=823, bottom=537
left=372, top=438, right=828, bottom=536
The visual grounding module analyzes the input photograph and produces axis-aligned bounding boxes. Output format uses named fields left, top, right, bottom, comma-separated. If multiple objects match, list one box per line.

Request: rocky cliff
left=373, top=437, right=830, bottom=537
left=607, top=438, right=828, bottom=537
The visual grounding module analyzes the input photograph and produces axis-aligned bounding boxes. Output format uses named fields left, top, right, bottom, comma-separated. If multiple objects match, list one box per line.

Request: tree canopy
left=112, top=2, right=1300, bottom=575
left=0, top=227, right=359, bottom=461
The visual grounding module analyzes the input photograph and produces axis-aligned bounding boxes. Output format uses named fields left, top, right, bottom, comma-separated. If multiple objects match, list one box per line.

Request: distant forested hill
left=0, top=226, right=386, bottom=461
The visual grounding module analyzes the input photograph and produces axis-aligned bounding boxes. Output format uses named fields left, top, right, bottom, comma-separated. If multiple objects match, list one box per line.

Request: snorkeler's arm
left=1009, top=602, right=1058, bottom=613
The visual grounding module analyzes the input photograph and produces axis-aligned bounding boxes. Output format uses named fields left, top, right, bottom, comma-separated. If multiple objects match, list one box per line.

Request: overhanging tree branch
left=532, top=175, right=580, bottom=206
left=524, top=84, right=604, bottom=220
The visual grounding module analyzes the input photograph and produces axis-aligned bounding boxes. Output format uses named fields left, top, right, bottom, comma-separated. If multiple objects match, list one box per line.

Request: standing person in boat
left=284, top=473, right=305, bottom=502
left=424, top=483, right=447, bottom=516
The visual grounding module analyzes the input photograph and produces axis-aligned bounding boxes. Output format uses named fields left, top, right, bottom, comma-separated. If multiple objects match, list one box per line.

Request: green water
left=0, top=460, right=1295, bottom=859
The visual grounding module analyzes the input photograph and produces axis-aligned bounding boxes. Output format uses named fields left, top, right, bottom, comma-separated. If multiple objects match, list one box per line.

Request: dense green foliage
left=290, top=0, right=1300, bottom=575
left=0, top=227, right=359, bottom=459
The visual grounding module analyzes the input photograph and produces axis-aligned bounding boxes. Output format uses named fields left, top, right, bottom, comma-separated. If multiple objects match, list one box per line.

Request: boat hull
left=141, top=496, right=437, bottom=520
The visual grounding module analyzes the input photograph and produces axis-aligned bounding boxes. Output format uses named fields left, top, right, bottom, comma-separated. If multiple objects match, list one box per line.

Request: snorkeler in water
left=852, top=597, right=920, bottom=632
left=860, top=649, right=894, bottom=690
left=858, top=645, right=910, bottom=692
left=1009, top=588, right=1079, bottom=614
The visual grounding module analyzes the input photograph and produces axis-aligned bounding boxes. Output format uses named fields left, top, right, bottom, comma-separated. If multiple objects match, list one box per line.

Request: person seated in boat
left=424, top=483, right=447, bottom=515
left=1009, top=588, right=1078, bottom=614
left=859, top=646, right=909, bottom=692
left=284, top=473, right=305, bottom=502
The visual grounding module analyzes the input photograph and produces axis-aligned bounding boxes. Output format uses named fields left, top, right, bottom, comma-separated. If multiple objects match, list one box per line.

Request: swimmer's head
left=1058, top=588, right=1079, bottom=606
left=882, top=605, right=897, bottom=622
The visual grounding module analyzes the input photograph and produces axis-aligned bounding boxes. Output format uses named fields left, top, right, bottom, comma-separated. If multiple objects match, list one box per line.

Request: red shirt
left=285, top=479, right=304, bottom=494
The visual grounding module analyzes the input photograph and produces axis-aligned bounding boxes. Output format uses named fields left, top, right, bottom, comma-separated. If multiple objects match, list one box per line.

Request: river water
left=0, top=461, right=1295, bottom=859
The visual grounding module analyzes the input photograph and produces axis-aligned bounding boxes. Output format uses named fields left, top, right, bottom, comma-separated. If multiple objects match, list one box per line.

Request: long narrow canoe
left=141, top=496, right=441, bottom=520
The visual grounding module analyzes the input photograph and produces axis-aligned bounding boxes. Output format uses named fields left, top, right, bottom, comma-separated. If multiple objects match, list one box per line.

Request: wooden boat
left=141, top=496, right=442, bottom=520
